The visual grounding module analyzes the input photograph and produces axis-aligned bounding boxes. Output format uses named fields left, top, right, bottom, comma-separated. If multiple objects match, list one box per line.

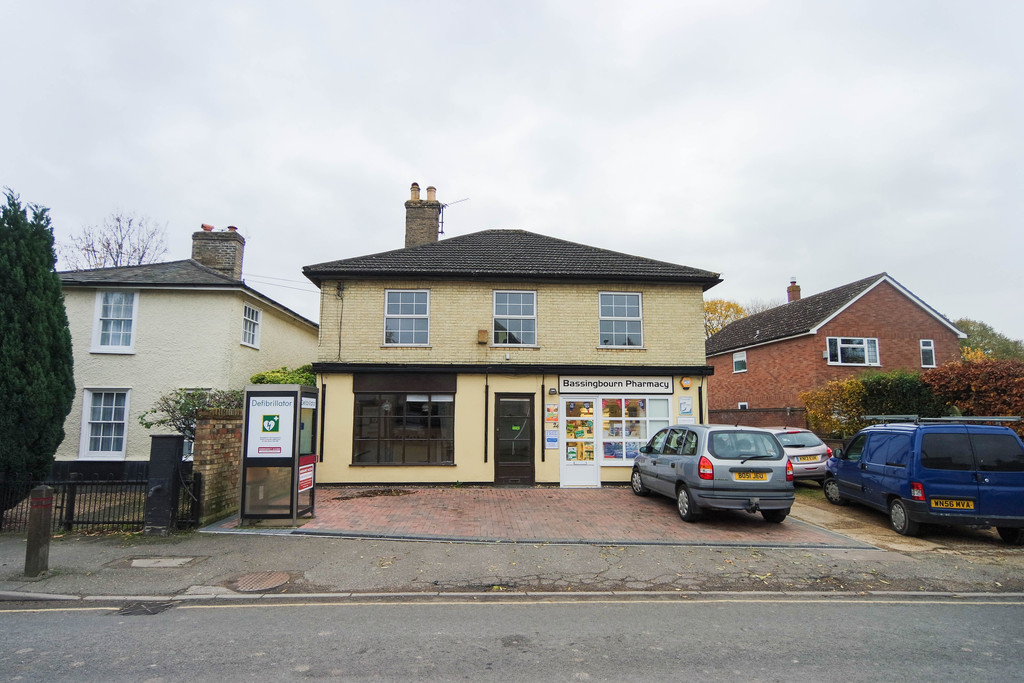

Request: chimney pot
left=410, top=182, right=420, bottom=201
left=227, top=225, right=237, bottom=232
left=201, top=223, right=215, bottom=232
left=426, top=186, right=436, bottom=201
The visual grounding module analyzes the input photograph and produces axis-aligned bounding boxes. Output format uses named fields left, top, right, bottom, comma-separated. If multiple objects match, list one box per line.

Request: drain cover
left=116, top=601, right=175, bottom=616
left=233, top=571, right=291, bottom=592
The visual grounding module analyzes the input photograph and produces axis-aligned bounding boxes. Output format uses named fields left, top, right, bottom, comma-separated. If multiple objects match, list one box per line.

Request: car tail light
left=826, top=446, right=833, bottom=457
left=786, top=459, right=794, bottom=482
left=911, top=482, right=925, bottom=501
left=698, top=456, right=714, bottom=480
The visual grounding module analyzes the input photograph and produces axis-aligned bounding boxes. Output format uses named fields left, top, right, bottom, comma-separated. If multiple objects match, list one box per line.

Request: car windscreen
left=774, top=432, right=823, bottom=448
left=972, top=433, right=1024, bottom=472
left=709, top=431, right=783, bottom=460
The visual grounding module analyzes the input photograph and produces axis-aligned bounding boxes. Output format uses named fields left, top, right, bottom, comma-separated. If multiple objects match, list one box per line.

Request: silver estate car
left=631, top=424, right=794, bottom=523
left=766, top=427, right=832, bottom=482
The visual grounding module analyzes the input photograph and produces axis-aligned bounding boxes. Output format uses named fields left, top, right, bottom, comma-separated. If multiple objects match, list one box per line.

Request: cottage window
left=242, top=304, right=262, bottom=348
left=827, top=337, right=880, bottom=365
left=80, top=389, right=129, bottom=460
left=493, top=291, right=537, bottom=345
left=91, top=290, right=137, bottom=353
left=353, top=393, right=454, bottom=465
left=384, top=290, right=429, bottom=345
left=920, top=339, right=935, bottom=367
left=733, top=351, right=747, bottom=373
left=599, top=292, right=643, bottom=347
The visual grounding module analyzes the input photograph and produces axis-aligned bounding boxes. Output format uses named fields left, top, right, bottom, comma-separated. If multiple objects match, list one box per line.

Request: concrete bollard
left=25, top=485, right=53, bottom=577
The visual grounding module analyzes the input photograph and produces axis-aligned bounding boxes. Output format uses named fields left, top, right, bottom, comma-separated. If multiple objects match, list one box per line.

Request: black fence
left=0, top=475, right=200, bottom=534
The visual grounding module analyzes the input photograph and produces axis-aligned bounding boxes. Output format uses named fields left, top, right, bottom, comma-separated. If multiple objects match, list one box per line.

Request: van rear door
left=918, top=428, right=980, bottom=517
left=970, top=429, right=1024, bottom=520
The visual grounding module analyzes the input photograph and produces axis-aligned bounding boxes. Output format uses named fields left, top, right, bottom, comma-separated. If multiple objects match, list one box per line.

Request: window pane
left=921, top=433, right=974, bottom=470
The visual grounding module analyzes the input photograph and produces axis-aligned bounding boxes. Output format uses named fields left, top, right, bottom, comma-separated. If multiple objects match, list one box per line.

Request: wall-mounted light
left=548, top=387, right=557, bottom=395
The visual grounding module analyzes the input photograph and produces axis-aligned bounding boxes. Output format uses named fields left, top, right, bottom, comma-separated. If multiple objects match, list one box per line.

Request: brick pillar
left=193, top=408, right=244, bottom=526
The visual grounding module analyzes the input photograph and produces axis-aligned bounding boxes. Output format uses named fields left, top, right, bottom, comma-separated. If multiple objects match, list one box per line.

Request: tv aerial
left=439, top=197, right=469, bottom=237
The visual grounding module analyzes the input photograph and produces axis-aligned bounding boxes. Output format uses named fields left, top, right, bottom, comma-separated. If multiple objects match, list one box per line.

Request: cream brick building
left=57, top=227, right=318, bottom=478
left=304, top=184, right=721, bottom=487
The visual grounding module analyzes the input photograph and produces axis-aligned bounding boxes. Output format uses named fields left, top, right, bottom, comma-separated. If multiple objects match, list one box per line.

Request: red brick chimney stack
left=787, top=277, right=801, bottom=302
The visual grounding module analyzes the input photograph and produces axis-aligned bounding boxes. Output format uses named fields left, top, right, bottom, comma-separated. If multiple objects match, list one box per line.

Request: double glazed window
left=353, top=393, right=455, bottom=465
left=599, top=292, right=642, bottom=347
left=81, top=389, right=129, bottom=459
left=384, top=290, right=429, bottom=345
left=920, top=340, right=935, bottom=367
left=92, top=290, right=137, bottom=353
left=493, top=291, right=536, bottom=345
left=733, top=351, right=747, bottom=373
left=242, top=304, right=261, bottom=348
left=827, top=337, right=879, bottom=365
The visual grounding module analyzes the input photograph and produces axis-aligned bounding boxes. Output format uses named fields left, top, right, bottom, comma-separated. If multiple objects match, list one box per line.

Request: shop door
left=560, top=397, right=600, bottom=488
left=495, top=394, right=535, bottom=485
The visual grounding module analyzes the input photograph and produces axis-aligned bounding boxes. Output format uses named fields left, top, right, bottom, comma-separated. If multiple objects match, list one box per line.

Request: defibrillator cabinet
left=240, top=384, right=318, bottom=525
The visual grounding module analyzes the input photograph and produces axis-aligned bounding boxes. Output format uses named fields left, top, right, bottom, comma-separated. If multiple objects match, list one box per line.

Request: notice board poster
left=246, top=394, right=295, bottom=458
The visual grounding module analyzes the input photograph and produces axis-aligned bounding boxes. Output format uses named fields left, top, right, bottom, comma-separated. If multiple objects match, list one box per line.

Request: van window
left=921, top=433, right=974, bottom=471
left=845, top=434, right=867, bottom=462
left=972, top=433, right=1024, bottom=472
left=882, top=434, right=912, bottom=467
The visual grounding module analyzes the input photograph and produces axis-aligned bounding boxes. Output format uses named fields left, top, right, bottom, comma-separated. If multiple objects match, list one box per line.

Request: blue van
left=823, top=420, right=1024, bottom=544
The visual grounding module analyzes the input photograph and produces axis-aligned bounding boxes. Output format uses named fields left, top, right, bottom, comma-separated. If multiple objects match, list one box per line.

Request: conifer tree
left=0, top=190, right=75, bottom=481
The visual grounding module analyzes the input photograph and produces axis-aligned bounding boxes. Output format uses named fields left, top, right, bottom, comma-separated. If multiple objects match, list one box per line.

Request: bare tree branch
left=59, top=210, right=168, bottom=270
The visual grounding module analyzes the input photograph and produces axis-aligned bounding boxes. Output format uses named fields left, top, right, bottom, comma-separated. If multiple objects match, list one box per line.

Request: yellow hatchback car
left=631, top=424, right=795, bottom=523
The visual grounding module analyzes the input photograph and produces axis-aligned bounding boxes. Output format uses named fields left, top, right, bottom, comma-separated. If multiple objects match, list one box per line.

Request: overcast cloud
left=4, top=1, right=1021, bottom=339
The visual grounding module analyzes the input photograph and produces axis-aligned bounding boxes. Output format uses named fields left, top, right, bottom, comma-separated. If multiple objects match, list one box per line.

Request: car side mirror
left=833, top=447, right=844, bottom=459
left=639, top=445, right=651, bottom=454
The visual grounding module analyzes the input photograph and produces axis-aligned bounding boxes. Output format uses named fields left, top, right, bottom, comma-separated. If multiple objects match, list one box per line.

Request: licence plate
left=796, top=455, right=818, bottom=462
left=734, top=472, right=768, bottom=481
left=930, top=498, right=975, bottom=510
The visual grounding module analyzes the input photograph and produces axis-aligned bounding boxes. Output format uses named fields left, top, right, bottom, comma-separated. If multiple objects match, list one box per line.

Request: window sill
left=596, top=346, right=646, bottom=351
left=89, top=348, right=135, bottom=355
left=350, top=462, right=456, bottom=467
left=826, top=362, right=882, bottom=367
left=380, top=345, right=432, bottom=349
left=78, top=454, right=127, bottom=461
left=491, top=344, right=540, bottom=349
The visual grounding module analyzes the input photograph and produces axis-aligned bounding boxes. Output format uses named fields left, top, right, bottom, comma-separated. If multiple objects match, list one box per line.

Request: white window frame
left=598, top=292, right=643, bottom=348
left=78, top=388, right=131, bottom=460
left=493, top=290, right=537, bottom=346
left=90, top=290, right=138, bottom=354
left=383, top=289, right=430, bottom=346
left=738, top=402, right=749, bottom=410
left=242, top=304, right=262, bottom=348
left=920, top=339, right=936, bottom=368
left=733, top=351, right=747, bottom=373
left=826, top=336, right=880, bottom=366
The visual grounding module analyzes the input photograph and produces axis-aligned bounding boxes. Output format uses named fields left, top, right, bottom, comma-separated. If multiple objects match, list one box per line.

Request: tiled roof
left=59, top=259, right=239, bottom=287
left=705, top=273, right=890, bottom=356
left=303, top=229, right=721, bottom=289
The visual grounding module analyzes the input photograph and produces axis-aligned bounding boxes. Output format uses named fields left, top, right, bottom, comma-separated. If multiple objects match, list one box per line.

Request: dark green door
left=495, top=394, right=535, bottom=485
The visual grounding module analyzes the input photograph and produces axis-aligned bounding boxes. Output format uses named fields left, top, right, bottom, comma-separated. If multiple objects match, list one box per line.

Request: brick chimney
left=192, top=225, right=245, bottom=280
left=405, top=182, right=441, bottom=248
left=787, top=277, right=801, bottom=302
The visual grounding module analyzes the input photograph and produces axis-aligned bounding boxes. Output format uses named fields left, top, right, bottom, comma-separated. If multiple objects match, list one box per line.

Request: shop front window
left=600, top=397, right=670, bottom=464
left=564, top=400, right=595, bottom=462
left=353, top=393, right=454, bottom=465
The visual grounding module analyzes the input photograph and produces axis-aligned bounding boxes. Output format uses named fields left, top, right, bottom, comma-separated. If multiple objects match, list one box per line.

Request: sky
left=3, top=1, right=1022, bottom=340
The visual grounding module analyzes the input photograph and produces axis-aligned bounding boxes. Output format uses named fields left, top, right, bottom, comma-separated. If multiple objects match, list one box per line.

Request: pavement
left=2, top=483, right=1024, bottom=602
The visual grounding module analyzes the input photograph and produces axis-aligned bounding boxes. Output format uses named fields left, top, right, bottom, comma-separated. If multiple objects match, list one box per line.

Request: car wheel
left=630, top=467, right=650, bottom=497
left=889, top=498, right=919, bottom=536
left=996, top=527, right=1024, bottom=545
left=762, top=508, right=788, bottom=524
left=676, top=485, right=702, bottom=522
left=822, top=476, right=846, bottom=505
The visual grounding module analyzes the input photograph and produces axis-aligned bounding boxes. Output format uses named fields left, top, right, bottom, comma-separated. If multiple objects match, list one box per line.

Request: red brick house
left=705, top=273, right=965, bottom=427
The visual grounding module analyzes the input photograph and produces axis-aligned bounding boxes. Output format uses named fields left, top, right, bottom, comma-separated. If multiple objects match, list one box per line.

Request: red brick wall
left=708, top=281, right=961, bottom=411
left=193, top=408, right=244, bottom=526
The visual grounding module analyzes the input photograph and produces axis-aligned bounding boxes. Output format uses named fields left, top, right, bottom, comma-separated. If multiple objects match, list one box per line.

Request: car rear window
left=709, top=431, right=783, bottom=460
left=921, top=433, right=974, bottom=471
left=774, top=431, right=824, bottom=448
left=972, top=433, right=1024, bottom=472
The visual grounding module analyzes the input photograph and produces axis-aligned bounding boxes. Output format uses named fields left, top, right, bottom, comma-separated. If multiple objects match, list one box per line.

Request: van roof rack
left=863, top=415, right=1022, bottom=424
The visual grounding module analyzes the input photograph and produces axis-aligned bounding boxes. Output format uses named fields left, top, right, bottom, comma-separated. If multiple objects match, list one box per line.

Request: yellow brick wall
left=317, top=279, right=706, bottom=365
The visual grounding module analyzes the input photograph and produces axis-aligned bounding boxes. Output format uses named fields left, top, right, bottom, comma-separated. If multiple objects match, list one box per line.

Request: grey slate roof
left=303, top=229, right=722, bottom=289
left=59, top=259, right=239, bottom=287
left=705, top=273, right=956, bottom=356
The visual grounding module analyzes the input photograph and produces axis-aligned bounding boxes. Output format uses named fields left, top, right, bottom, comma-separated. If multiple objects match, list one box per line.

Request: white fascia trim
left=809, top=275, right=966, bottom=338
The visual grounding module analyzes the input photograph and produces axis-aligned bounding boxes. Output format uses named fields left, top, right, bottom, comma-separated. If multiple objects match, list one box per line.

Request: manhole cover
left=233, top=571, right=291, bottom=592
left=116, top=601, right=175, bottom=616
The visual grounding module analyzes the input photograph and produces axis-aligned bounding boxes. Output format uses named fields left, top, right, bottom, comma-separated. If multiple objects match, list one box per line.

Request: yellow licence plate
left=796, top=455, right=818, bottom=462
left=930, top=498, right=975, bottom=510
left=734, top=472, right=768, bottom=481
